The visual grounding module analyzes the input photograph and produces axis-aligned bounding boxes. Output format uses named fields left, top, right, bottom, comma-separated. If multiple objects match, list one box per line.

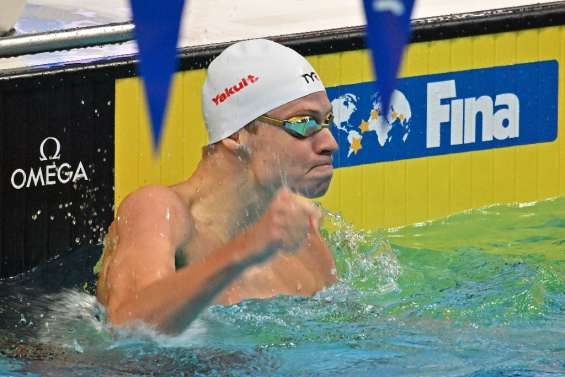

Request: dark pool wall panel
left=0, top=73, right=115, bottom=279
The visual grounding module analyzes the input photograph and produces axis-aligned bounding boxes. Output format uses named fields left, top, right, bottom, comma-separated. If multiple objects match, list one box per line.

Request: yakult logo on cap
left=212, top=74, right=259, bottom=106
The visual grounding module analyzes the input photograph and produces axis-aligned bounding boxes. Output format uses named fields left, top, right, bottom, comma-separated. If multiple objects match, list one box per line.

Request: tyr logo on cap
left=301, top=72, right=319, bottom=84
left=212, top=74, right=259, bottom=105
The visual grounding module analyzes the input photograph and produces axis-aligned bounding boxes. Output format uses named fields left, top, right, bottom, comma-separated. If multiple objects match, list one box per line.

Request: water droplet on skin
left=165, top=208, right=171, bottom=221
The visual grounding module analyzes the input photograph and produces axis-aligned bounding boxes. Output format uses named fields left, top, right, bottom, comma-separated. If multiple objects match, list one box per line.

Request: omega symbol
left=39, top=137, right=61, bottom=161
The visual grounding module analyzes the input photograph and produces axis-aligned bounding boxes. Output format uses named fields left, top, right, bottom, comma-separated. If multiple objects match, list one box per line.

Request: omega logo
left=39, top=137, right=61, bottom=161
left=10, top=137, right=90, bottom=190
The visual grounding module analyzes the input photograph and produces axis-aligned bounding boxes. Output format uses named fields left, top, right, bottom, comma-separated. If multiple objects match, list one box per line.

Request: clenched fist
left=247, top=187, right=322, bottom=264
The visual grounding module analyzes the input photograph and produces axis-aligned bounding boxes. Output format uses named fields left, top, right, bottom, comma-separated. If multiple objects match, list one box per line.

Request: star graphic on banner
left=350, top=137, right=362, bottom=155
left=370, top=109, right=379, bottom=120
left=391, top=111, right=398, bottom=121
left=359, top=120, right=369, bottom=133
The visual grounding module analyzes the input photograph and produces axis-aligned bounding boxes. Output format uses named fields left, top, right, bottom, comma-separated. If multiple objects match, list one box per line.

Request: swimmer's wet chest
left=174, top=230, right=333, bottom=296
left=174, top=228, right=224, bottom=269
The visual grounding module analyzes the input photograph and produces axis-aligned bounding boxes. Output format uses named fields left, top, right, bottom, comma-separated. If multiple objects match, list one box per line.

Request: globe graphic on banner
left=331, top=89, right=412, bottom=158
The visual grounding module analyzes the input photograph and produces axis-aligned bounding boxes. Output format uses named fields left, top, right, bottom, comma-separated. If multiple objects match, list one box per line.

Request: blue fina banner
left=130, top=0, right=186, bottom=152
left=362, top=0, right=415, bottom=118
left=328, top=60, right=559, bottom=168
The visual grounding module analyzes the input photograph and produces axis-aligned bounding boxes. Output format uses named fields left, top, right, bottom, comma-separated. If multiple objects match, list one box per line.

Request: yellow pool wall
left=115, top=25, right=565, bottom=230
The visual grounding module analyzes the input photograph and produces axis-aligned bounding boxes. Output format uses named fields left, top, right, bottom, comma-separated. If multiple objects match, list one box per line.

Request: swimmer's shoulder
left=116, top=184, right=194, bottom=247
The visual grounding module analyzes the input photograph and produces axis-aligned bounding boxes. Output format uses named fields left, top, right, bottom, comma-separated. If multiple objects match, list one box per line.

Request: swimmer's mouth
left=307, top=161, right=334, bottom=173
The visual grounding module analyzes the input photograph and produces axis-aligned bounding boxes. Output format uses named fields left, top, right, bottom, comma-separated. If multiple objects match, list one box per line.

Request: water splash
left=322, top=209, right=401, bottom=295
left=32, top=290, right=110, bottom=352
left=1, top=198, right=564, bottom=376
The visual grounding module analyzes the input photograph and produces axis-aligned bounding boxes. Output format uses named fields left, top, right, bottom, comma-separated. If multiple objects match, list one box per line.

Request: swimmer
left=96, top=39, right=338, bottom=334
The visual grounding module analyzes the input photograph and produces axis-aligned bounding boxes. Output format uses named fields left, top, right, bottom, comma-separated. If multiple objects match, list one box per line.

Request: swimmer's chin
left=292, top=179, right=333, bottom=199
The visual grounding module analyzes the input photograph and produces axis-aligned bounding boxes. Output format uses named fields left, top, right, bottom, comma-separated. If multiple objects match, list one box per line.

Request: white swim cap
left=202, top=39, right=326, bottom=144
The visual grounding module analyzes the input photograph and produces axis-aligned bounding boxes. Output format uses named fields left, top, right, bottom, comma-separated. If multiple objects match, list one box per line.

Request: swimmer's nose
left=312, top=128, right=338, bottom=156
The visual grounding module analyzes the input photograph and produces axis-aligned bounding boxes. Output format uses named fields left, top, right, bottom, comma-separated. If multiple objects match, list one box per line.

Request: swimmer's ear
left=221, top=132, right=251, bottom=160
left=220, top=137, right=238, bottom=152
left=221, top=131, right=241, bottom=151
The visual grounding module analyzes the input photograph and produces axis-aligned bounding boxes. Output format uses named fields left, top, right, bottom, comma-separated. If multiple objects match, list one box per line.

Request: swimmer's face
left=246, top=91, right=338, bottom=198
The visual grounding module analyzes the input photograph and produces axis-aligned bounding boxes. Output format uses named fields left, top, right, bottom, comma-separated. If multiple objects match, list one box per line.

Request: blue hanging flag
left=130, top=0, right=186, bottom=152
left=362, top=0, right=415, bottom=117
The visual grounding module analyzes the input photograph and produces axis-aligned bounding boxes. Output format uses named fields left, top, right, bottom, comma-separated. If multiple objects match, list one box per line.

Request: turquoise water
left=1, top=197, right=563, bottom=376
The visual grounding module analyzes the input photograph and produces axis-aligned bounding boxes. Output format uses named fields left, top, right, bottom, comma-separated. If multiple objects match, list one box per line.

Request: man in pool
left=96, top=39, right=338, bottom=334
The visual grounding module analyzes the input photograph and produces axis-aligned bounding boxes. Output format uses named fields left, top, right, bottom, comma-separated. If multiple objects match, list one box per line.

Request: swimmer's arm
left=100, top=186, right=275, bottom=334
left=108, top=226, right=275, bottom=334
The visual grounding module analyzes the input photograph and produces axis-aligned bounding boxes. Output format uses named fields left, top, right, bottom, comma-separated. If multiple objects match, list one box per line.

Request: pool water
left=0, top=197, right=563, bottom=376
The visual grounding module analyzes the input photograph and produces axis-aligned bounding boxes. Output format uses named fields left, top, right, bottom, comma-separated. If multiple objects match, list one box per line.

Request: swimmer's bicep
left=102, top=236, right=177, bottom=313
left=108, top=189, right=181, bottom=289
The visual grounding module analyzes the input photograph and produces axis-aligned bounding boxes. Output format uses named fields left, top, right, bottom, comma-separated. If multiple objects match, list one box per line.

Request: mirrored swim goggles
left=256, top=113, right=334, bottom=138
